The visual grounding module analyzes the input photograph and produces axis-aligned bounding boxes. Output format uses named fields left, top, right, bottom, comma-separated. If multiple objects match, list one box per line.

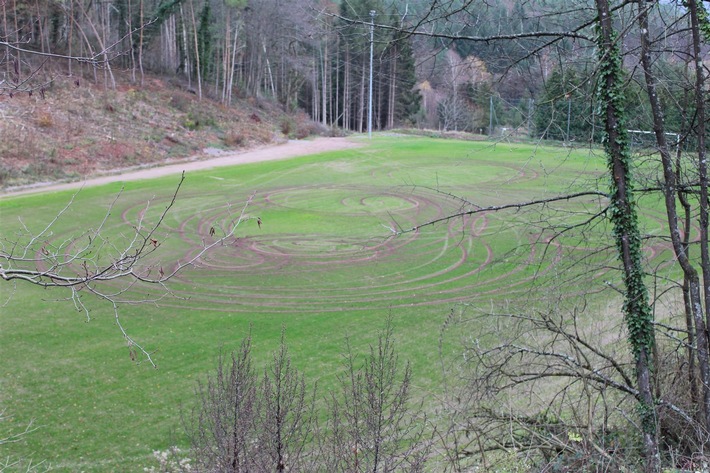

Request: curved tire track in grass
left=29, top=142, right=684, bottom=315
left=38, top=183, right=678, bottom=314
left=117, top=185, right=606, bottom=314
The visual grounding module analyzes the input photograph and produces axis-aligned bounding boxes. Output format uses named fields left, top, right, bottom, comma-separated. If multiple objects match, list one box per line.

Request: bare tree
left=437, top=93, right=472, bottom=132
left=634, top=0, right=710, bottom=438
left=594, top=1, right=659, bottom=469
left=255, top=330, right=316, bottom=472
left=0, top=2, right=158, bottom=97
left=186, top=336, right=259, bottom=472
left=185, top=329, right=315, bottom=472
left=683, top=0, right=710, bottom=367
left=337, top=1, right=708, bottom=469
left=323, top=317, right=429, bottom=473
left=434, top=296, right=710, bottom=472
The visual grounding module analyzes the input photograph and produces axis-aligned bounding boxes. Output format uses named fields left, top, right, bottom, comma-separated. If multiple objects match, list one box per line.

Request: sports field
left=2, top=136, right=670, bottom=471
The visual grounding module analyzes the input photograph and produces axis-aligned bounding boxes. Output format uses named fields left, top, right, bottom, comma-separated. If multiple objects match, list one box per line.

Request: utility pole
left=527, top=98, right=534, bottom=138
left=368, top=10, right=375, bottom=139
left=489, top=95, right=494, bottom=136
left=566, top=98, right=572, bottom=143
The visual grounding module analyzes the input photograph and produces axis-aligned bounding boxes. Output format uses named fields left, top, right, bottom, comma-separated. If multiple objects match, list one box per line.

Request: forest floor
left=0, top=71, right=332, bottom=191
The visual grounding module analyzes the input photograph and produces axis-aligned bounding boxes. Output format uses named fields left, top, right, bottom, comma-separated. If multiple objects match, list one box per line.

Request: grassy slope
left=1, top=137, right=635, bottom=471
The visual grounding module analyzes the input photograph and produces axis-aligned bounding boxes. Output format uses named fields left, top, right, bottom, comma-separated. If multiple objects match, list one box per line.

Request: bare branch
left=1, top=172, right=254, bottom=366
left=396, top=189, right=609, bottom=234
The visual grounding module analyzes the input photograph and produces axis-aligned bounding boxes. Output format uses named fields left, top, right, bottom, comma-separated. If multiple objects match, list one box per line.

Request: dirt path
left=1, top=137, right=363, bottom=198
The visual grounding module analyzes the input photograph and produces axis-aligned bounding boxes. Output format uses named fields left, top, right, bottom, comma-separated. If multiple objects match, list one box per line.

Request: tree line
left=1, top=0, right=704, bottom=141
left=0, top=0, right=421, bottom=130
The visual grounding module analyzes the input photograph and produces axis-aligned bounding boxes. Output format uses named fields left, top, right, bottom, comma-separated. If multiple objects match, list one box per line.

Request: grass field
left=1, top=136, right=673, bottom=471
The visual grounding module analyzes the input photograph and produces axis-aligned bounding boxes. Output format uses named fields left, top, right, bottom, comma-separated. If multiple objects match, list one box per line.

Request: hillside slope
left=0, top=74, right=323, bottom=190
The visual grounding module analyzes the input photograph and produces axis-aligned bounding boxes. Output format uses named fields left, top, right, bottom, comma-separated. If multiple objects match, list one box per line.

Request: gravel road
left=1, top=137, right=362, bottom=197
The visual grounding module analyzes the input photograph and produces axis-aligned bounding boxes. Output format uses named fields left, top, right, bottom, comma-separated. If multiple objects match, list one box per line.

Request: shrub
left=35, top=112, right=53, bottom=128
left=185, top=332, right=315, bottom=472
left=279, top=118, right=293, bottom=136
left=184, top=321, right=429, bottom=471
left=222, top=132, right=244, bottom=147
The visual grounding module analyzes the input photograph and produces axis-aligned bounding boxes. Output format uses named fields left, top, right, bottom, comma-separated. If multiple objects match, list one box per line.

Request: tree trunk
left=685, top=0, right=710, bottom=344
left=322, top=40, right=327, bottom=126
left=68, top=0, right=74, bottom=75
left=312, top=55, right=318, bottom=122
left=13, top=0, right=20, bottom=84
left=595, top=0, right=659, bottom=470
left=678, top=76, right=698, bottom=407
left=3, top=1, right=9, bottom=79
left=343, top=46, right=350, bottom=130
left=35, top=0, right=46, bottom=54
left=138, top=0, right=144, bottom=86
left=222, top=7, right=230, bottom=104
left=128, top=0, right=136, bottom=83
left=264, top=42, right=276, bottom=98
left=636, top=0, right=710, bottom=432
left=227, top=17, right=240, bottom=106
left=334, top=40, right=340, bottom=128
left=358, top=62, right=365, bottom=133
left=188, top=0, right=202, bottom=100
left=376, top=58, right=383, bottom=130
left=388, top=44, right=396, bottom=129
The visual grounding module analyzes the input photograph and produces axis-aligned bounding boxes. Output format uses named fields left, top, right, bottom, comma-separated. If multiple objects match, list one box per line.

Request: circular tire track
left=116, top=186, right=601, bottom=313
left=35, top=179, right=684, bottom=315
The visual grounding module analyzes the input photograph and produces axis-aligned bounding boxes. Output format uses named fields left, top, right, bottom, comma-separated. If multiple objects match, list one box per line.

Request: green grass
left=0, top=136, right=660, bottom=471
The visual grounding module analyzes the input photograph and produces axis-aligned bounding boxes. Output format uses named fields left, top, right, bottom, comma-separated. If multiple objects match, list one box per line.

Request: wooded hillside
left=0, top=1, right=704, bottom=138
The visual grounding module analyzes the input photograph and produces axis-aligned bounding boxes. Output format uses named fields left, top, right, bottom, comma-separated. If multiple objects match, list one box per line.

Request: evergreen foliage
left=392, top=31, right=421, bottom=125
left=334, top=0, right=420, bottom=130
left=197, top=3, right=213, bottom=79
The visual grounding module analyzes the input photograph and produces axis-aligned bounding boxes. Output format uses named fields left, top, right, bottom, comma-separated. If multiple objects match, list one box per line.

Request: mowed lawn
left=1, top=136, right=631, bottom=471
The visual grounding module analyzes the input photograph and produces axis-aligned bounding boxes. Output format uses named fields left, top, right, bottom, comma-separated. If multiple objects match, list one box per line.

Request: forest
left=0, top=0, right=701, bottom=140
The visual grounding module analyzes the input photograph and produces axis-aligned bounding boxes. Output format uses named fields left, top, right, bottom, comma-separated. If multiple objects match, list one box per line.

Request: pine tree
left=393, top=32, right=421, bottom=126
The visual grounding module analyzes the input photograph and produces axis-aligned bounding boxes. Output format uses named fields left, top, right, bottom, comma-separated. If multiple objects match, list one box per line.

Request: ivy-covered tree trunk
left=594, top=0, right=659, bottom=471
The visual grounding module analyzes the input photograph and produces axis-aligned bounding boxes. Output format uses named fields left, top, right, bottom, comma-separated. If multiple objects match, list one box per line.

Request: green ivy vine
left=682, top=0, right=710, bottom=41
left=595, top=20, right=656, bottom=434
